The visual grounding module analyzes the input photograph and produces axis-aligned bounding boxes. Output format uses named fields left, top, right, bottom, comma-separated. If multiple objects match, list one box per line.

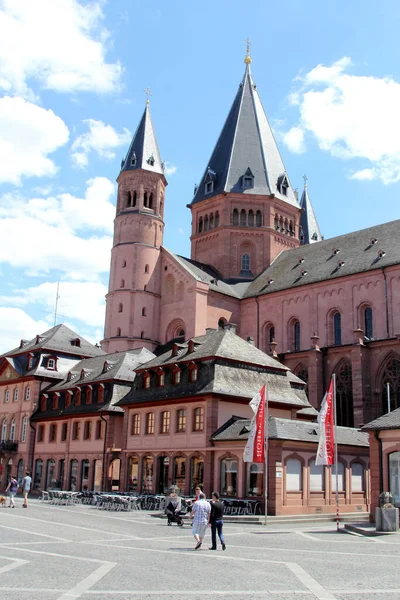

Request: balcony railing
left=0, top=440, right=18, bottom=452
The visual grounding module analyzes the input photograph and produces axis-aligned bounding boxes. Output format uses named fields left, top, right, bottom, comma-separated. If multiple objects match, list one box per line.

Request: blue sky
left=1, top=0, right=400, bottom=352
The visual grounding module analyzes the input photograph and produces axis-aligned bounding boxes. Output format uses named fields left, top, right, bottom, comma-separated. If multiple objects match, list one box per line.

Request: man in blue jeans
left=209, top=491, right=226, bottom=551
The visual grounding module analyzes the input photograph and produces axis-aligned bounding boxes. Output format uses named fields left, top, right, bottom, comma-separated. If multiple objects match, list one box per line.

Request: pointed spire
left=299, top=177, right=322, bottom=245
left=120, top=100, right=164, bottom=176
left=191, top=56, right=297, bottom=207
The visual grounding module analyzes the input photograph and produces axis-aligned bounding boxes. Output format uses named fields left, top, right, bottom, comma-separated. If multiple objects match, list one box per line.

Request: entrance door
left=109, top=459, right=121, bottom=491
left=158, top=456, right=170, bottom=493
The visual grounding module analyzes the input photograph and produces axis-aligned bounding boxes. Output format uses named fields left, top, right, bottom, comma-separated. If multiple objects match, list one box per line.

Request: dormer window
left=157, top=368, right=165, bottom=387
left=47, top=358, right=56, bottom=371
left=205, top=180, right=214, bottom=194
left=102, top=361, right=109, bottom=373
left=242, top=167, right=254, bottom=189
left=147, top=154, right=155, bottom=166
left=333, top=248, right=340, bottom=255
left=70, top=338, right=81, bottom=347
left=80, top=369, right=86, bottom=379
left=172, top=365, right=181, bottom=384
left=189, top=362, right=198, bottom=383
left=277, top=173, right=289, bottom=196
left=204, top=167, right=216, bottom=194
left=311, top=232, right=318, bottom=241
left=143, top=371, right=150, bottom=389
left=131, top=152, right=137, bottom=166
left=27, top=355, right=33, bottom=370
left=67, top=372, right=72, bottom=382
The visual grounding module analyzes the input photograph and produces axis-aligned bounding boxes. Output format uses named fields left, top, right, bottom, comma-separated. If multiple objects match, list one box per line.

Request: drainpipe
left=100, top=412, right=108, bottom=491
left=374, top=430, right=383, bottom=494
left=28, top=380, right=44, bottom=477
left=255, top=295, right=260, bottom=348
left=381, top=267, right=390, bottom=338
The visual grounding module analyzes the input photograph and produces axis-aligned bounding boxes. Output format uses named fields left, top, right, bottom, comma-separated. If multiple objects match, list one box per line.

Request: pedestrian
left=5, top=475, right=18, bottom=508
left=21, top=471, right=32, bottom=508
left=191, top=492, right=211, bottom=550
left=209, top=491, right=226, bottom=551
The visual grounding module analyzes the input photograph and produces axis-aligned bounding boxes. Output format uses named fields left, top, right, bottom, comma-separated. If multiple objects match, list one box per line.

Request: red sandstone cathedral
left=1, top=50, right=400, bottom=515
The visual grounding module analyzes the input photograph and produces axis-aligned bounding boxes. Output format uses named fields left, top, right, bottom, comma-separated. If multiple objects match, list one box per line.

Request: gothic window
left=198, top=217, right=203, bottom=233
left=215, top=212, right=220, bottom=227
left=232, top=209, right=239, bottom=226
left=264, top=323, right=275, bottom=353
left=256, top=210, right=262, bottom=227
left=118, top=303, right=123, bottom=313
left=248, top=210, right=254, bottom=227
left=381, top=355, right=400, bottom=413
left=335, top=360, right=354, bottom=427
left=294, top=364, right=309, bottom=398
left=204, top=215, right=209, bottom=231
left=240, top=209, right=246, bottom=226
left=278, top=174, right=289, bottom=195
left=149, top=193, right=153, bottom=209
left=209, top=213, right=214, bottom=229
left=364, top=307, right=373, bottom=339
left=241, top=253, right=250, bottom=272
left=290, top=320, right=300, bottom=351
left=333, top=312, right=342, bottom=345
left=144, top=192, right=148, bottom=207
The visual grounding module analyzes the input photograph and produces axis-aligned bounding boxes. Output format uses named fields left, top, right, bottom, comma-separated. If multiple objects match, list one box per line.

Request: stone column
left=350, top=341, right=371, bottom=427
left=307, top=334, right=324, bottom=410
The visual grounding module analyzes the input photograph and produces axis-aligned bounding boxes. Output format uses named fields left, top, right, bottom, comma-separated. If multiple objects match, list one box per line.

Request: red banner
left=243, top=384, right=266, bottom=463
left=315, top=379, right=335, bottom=465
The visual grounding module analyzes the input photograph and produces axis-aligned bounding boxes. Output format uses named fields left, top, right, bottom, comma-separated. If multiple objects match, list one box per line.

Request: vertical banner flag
left=243, top=384, right=266, bottom=463
left=315, top=379, right=335, bottom=465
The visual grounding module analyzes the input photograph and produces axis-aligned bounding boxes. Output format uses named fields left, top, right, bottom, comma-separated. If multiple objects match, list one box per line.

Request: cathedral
left=1, top=49, right=399, bottom=515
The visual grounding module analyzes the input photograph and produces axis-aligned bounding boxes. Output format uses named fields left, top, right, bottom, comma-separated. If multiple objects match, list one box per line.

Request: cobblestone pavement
left=0, top=499, right=399, bottom=600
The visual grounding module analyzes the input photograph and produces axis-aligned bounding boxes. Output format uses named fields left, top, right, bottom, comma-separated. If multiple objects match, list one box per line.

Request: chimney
left=223, top=323, right=237, bottom=334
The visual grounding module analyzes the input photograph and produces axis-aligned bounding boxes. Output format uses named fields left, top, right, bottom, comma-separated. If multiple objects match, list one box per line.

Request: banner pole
left=332, top=373, right=339, bottom=531
left=387, top=382, right=391, bottom=413
left=264, top=384, right=268, bottom=527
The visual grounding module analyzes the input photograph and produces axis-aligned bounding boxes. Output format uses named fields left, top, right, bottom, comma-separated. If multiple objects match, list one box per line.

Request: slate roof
left=299, top=185, right=322, bottom=245
left=190, top=63, right=297, bottom=207
left=2, top=324, right=103, bottom=359
left=120, top=103, right=164, bottom=176
left=244, top=218, right=400, bottom=298
left=212, top=416, right=369, bottom=447
left=362, top=408, right=400, bottom=431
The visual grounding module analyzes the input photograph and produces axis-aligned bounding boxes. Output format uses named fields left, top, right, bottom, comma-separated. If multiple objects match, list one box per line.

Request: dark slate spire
left=120, top=102, right=164, bottom=176
left=299, top=180, right=322, bottom=245
left=191, top=57, right=297, bottom=207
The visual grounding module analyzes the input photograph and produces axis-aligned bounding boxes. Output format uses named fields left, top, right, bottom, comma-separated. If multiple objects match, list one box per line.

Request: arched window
left=274, top=214, right=279, bottom=230
left=34, top=459, right=43, bottom=491
left=69, top=459, right=78, bottom=491
left=289, top=220, right=294, bottom=236
left=256, top=210, right=262, bottom=227
left=285, top=458, right=302, bottom=491
left=279, top=216, right=284, bottom=231
left=248, top=210, right=254, bottom=227
left=173, top=456, right=185, bottom=491
left=189, top=363, right=198, bottom=383
left=264, top=323, right=275, bottom=352
left=240, top=209, right=246, bottom=226
left=221, top=458, right=237, bottom=496
left=148, top=193, right=153, bottom=209
left=364, top=306, right=373, bottom=339
left=1, top=419, right=7, bottom=441
left=13, top=388, right=19, bottom=402
left=246, top=463, right=263, bottom=496
left=46, top=459, right=56, bottom=489
left=335, top=360, right=354, bottom=427
left=143, top=191, right=148, bottom=207
left=21, top=416, right=28, bottom=443
left=309, top=459, right=324, bottom=491
left=127, top=456, right=139, bottom=492
left=204, top=215, right=209, bottom=231
left=232, top=209, right=238, bottom=226
left=190, top=456, right=204, bottom=493
left=284, top=218, right=289, bottom=234
left=241, top=253, right=250, bottom=271
left=209, top=213, right=214, bottom=229
left=291, top=320, right=300, bottom=351
left=215, top=212, right=220, bottom=227
left=351, top=462, right=364, bottom=492
left=9, top=419, right=16, bottom=442
left=132, top=191, right=137, bottom=207
left=25, top=386, right=31, bottom=401
left=198, top=217, right=203, bottom=233
left=333, top=312, right=342, bottom=345
left=380, top=355, right=400, bottom=413
left=118, top=303, right=123, bottom=313
left=126, top=191, right=132, bottom=207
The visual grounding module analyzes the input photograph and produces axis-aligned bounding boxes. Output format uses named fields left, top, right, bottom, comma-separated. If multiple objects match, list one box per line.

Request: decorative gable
left=0, top=361, right=19, bottom=382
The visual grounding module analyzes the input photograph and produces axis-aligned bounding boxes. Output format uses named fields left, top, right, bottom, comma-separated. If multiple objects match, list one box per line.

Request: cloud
left=0, top=177, right=114, bottom=278
left=0, top=0, right=122, bottom=98
left=0, top=281, right=107, bottom=329
left=0, top=307, right=49, bottom=354
left=283, top=57, right=400, bottom=184
left=71, top=119, right=131, bottom=168
left=164, top=161, right=177, bottom=176
left=0, top=96, right=69, bottom=185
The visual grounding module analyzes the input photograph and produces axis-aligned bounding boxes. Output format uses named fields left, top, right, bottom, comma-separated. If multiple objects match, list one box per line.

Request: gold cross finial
left=244, top=37, right=252, bottom=64
left=303, top=174, right=308, bottom=188
left=144, top=88, right=152, bottom=105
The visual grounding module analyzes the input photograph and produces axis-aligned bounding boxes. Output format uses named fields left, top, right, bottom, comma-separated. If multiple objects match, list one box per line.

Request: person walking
left=5, top=475, right=18, bottom=508
left=209, top=491, right=226, bottom=551
left=191, top=492, right=211, bottom=550
left=21, top=471, right=32, bottom=508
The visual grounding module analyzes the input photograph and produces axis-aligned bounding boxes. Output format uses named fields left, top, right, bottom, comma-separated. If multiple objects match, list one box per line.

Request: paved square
left=0, top=499, right=399, bottom=600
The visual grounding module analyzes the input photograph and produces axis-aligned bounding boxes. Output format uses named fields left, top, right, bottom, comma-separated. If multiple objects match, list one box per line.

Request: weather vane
left=244, top=37, right=252, bottom=64
left=303, top=174, right=308, bottom=187
left=144, top=88, right=152, bottom=105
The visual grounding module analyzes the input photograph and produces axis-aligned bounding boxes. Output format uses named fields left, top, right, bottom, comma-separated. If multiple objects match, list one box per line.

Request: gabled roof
left=212, top=416, right=369, bottom=447
left=120, top=103, right=164, bottom=176
left=362, top=407, right=400, bottom=431
left=244, top=218, right=400, bottom=298
left=299, top=185, right=322, bottom=245
left=2, top=324, right=103, bottom=359
left=191, top=63, right=297, bottom=207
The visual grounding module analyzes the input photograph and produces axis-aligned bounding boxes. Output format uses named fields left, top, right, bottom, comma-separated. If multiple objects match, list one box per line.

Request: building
left=0, top=324, right=103, bottom=488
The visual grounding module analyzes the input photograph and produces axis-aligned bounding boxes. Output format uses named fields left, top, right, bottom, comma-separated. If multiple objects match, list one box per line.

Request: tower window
left=145, top=264, right=149, bottom=274
left=144, top=192, right=148, bottom=207
left=122, top=259, right=126, bottom=268
left=242, top=167, right=254, bottom=189
left=241, top=253, right=250, bottom=271
left=205, top=181, right=214, bottom=194
left=248, top=210, right=254, bottom=227
left=116, top=328, right=121, bottom=337
left=118, top=303, right=123, bottom=313
left=132, top=191, right=137, bottom=207
left=256, top=210, right=262, bottom=227
left=240, top=209, right=246, bottom=226
left=149, top=193, right=153, bottom=209
left=333, top=312, right=342, bottom=345
left=198, top=217, right=203, bottom=233
left=215, top=212, right=220, bottom=227
left=232, top=209, right=238, bottom=226
left=142, top=307, right=147, bottom=317
left=131, top=152, right=137, bottom=166
left=204, top=215, right=209, bottom=231
left=209, top=213, right=214, bottom=228
left=120, top=279, right=125, bottom=288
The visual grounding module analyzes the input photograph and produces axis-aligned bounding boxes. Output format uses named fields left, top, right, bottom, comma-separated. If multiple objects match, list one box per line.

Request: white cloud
left=71, top=119, right=131, bottom=168
left=282, top=127, right=305, bottom=154
left=283, top=57, right=400, bottom=184
left=164, top=161, right=177, bottom=176
left=0, top=96, right=69, bottom=185
left=0, top=307, right=49, bottom=354
left=0, top=177, right=114, bottom=278
left=0, top=0, right=122, bottom=97
left=0, top=281, right=107, bottom=329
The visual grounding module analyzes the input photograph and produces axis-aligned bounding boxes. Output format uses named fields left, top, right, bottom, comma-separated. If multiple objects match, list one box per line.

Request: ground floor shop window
left=46, top=459, right=56, bottom=489
left=173, top=456, right=186, bottom=493
left=93, top=459, right=102, bottom=491
left=34, top=459, right=43, bottom=490
left=247, top=463, right=263, bottom=496
left=128, top=457, right=139, bottom=492
left=286, top=458, right=302, bottom=491
left=309, top=459, right=324, bottom=491
left=158, top=456, right=170, bottom=493
left=351, top=462, right=364, bottom=492
left=331, top=462, right=344, bottom=492
left=389, top=452, right=400, bottom=507
left=190, top=456, right=204, bottom=494
left=81, top=459, right=90, bottom=489
left=142, top=456, right=153, bottom=493
left=69, top=459, right=78, bottom=491
left=221, top=458, right=237, bottom=497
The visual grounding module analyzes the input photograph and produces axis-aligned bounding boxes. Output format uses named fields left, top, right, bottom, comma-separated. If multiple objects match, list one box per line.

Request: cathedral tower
left=102, top=100, right=167, bottom=353
left=189, top=49, right=301, bottom=280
